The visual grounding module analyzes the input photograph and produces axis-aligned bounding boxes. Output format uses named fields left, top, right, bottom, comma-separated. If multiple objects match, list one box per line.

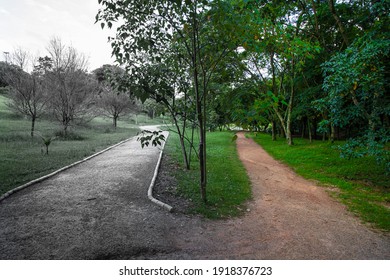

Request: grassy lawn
left=164, top=130, right=252, bottom=219
left=250, top=133, right=390, bottom=231
left=0, top=94, right=144, bottom=196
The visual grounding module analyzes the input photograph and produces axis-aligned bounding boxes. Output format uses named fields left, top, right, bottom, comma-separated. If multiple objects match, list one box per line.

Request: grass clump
left=250, top=133, right=390, bottom=231
left=165, top=131, right=252, bottom=219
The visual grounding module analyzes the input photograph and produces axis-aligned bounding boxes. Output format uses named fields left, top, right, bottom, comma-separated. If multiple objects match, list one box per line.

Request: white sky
left=0, top=0, right=116, bottom=71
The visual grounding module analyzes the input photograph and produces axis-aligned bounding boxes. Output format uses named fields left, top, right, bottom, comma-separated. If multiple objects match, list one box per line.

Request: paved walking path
left=1, top=129, right=389, bottom=260
left=0, top=127, right=174, bottom=259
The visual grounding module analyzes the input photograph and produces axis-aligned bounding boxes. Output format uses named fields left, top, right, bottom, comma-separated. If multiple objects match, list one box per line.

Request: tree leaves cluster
left=137, top=130, right=166, bottom=149
left=226, top=0, right=389, bottom=169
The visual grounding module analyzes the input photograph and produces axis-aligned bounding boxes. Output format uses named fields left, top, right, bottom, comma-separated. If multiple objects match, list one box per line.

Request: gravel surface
left=1, top=130, right=388, bottom=260
left=0, top=127, right=179, bottom=259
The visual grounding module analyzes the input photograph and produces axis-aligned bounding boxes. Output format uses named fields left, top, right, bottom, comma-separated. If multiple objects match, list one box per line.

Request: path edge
left=147, top=131, right=173, bottom=212
left=0, top=136, right=135, bottom=203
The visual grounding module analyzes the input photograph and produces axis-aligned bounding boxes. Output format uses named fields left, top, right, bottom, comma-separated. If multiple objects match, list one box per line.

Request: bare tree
left=45, top=37, right=97, bottom=135
left=93, top=64, right=137, bottom=128
left=10, top=47, right=30, bottom=70
left=97, top=85, right=134, bottom=128
left=5, top=52, right=49, bottom=137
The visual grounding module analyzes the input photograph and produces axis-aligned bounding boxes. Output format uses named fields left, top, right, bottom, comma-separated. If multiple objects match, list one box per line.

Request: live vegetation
left=164, top=130, right=252, bottom=219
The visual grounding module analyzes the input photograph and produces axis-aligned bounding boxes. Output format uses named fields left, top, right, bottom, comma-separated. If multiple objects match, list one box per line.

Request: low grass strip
left=164, top=131, right=252, bottom=219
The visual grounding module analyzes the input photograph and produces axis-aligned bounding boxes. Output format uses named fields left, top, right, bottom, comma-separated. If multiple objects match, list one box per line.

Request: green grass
left=0, top=94, right=143, bottom=196
left=250, top=133, right=390, bottom=231
left=164, top=130, right=252, bottom=219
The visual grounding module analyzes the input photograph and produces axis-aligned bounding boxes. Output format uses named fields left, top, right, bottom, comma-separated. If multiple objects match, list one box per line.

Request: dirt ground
left=0, top=131, right=388, bottom=260
left=152, top=132, right=390, bottom=259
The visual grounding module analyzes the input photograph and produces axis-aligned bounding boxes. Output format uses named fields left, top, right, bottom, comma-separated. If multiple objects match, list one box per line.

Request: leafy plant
left=137, top=130, right=166, bottom=148
left=322, top=32, right=390, bottom=170
left=36, top=132, right=57, bottom=155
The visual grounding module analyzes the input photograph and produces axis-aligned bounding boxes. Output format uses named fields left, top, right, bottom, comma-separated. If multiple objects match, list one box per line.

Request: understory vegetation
left=164, top=130, right=251, bottom=219
left=250, top=132, right=389, bottom=231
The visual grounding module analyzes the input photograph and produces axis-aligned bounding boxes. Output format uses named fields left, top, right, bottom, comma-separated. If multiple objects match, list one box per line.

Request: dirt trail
left=165, top=132, right=390, bottom=259
left=0, top=130, right=388, bottom=259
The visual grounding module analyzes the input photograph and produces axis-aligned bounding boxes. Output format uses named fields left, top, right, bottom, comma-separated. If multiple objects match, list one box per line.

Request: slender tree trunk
left=271, top=120, right=277, bottom=141
left=286, top=58, right=295, bottom=146
left=328, top=0, right=349, bottom=46
left=63, top=121, right=68, bottom=137
left=279, top=125, right=286, bottom=138
left=308, top=117, right=312, bottom=143
left=113, top=115, right=118, bottom=128
left=180, top=134, right=190, bottom=170
left=330, top=124, right=335, bottom=143
left=172, top=115, right=190, bottom=170
left=286, top=114, right=293, bottom=145
left=188, top=123, right=196, bottom=170
left=192, top=6, right=207, bottom=203
left=286, top=103, right=293, bottom=145
left=31, top=116, right=36, bottom=138
left=270, top=49, right=289, bottom=141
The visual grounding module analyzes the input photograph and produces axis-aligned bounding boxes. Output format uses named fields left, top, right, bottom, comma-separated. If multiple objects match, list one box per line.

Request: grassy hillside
left=0, top=94, right=143, bottom=196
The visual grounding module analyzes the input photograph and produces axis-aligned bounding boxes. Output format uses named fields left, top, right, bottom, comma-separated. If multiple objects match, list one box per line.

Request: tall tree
left=231, top=0, right=320, bottom=145
left=45, top=38, right=97, bottom=135
left=93, top=65, right=136, bottom=128
left=10, top=47, right=30, bottom=71
left=322, top=32, right=390, bottom=169
left=97, top=0, right=236, bottom=202
left=4, top=53, right=49, bottom=137
left=97, top=85, right=134, bottom=128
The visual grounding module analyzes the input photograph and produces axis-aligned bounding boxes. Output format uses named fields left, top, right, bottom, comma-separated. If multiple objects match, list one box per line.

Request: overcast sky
left=0, top=0, right=116, bottom=71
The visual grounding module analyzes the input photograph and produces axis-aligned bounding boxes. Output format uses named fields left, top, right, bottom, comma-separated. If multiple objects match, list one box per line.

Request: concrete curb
left=0, top=137, right=134, bottom=203
left=147, top=131, right=173, bottom=212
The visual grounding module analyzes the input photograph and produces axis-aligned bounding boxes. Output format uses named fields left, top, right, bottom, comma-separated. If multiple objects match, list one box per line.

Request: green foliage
left=322, top=32, right=390, bottom=169
left=165, top=131, right=252, bottom=219
left=36, top=132, right=57, bottom=155
left=337, top=130, right=390, bottom=171
left=322, top=33, right=389, bottom=126
left=97, top=0, right=242, bottom=202
left=137, top=130, right=166, bottom=148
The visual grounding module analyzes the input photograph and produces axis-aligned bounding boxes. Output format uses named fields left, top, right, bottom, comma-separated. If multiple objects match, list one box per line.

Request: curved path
left=0, top=127, right=173, bottom=259
left=166, top=132, right=390, bottom=259
left=1, top=130, right=389, bottom=259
